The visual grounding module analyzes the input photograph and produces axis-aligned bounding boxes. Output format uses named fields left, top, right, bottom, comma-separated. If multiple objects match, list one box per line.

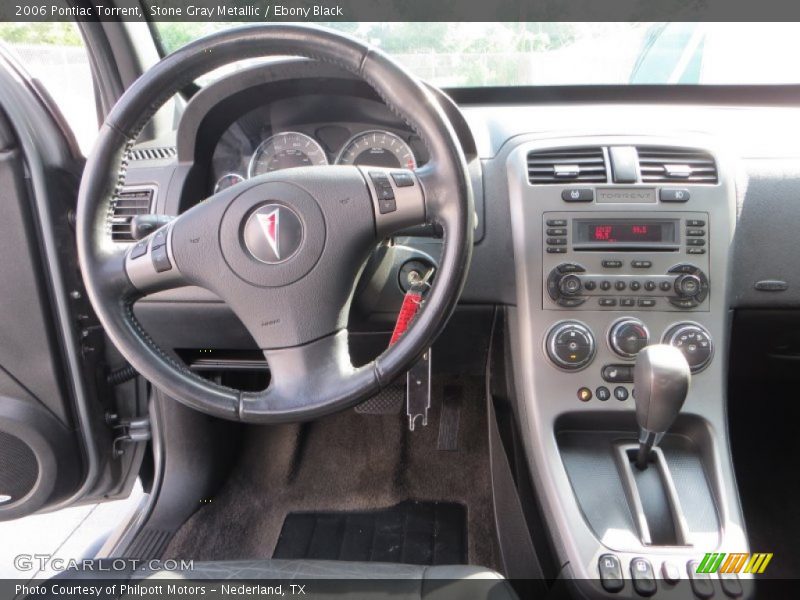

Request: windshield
left=152, top=22, right=800, bottom=87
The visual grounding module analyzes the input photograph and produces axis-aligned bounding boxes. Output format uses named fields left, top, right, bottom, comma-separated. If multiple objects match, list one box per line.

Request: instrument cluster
left=211, top=127, right=420, bottom=195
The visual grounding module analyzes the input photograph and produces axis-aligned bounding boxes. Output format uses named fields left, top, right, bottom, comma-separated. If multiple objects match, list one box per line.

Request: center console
left=506, top=136, right=748, bottom=599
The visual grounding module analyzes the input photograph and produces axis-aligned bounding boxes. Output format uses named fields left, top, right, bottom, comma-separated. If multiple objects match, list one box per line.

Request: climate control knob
left=609, top=318, right=650, bottom=358
left=663, top=322, right=713, bottom=372
left=546, top=321, right=596, bottom=370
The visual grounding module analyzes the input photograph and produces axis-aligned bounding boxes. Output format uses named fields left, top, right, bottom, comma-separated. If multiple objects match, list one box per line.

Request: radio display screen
left=574, top=219, right=678, bottom=245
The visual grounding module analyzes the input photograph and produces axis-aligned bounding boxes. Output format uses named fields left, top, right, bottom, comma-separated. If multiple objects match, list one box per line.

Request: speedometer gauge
left=336, top=130, right=417, bottom=169
left=248, top=132, right=328, bottom=176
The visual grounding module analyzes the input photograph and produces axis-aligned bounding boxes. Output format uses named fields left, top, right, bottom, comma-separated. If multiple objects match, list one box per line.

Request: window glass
left=0, top=22, right=97, bottom=154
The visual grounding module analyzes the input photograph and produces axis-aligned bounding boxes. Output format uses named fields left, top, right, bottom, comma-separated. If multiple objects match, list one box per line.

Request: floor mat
left=273, top=501, right=466, bottom=565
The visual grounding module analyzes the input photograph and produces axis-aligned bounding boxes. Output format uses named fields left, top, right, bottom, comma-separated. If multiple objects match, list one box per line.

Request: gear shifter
left=633, top=345, right=691, bottom=470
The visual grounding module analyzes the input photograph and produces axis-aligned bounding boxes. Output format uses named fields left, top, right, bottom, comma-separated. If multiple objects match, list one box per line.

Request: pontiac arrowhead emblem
left=256, top=208, right=280, bottom=259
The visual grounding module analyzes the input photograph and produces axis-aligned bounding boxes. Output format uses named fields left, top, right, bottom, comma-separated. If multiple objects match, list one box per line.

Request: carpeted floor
left=164, top=379, right=501, bottom=571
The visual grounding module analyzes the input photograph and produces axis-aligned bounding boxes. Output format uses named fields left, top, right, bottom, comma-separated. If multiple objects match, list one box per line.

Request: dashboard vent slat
left=527, top=148, right=607, bottom=184
left=109, top=188, right=154, bottom=242
left=129, top=146, right=176, bottom=161
left=636, top=146, right=718, bottom=183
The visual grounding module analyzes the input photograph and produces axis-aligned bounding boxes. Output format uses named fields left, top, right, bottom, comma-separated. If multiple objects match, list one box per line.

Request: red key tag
left=389, top=290, right=423, bottom=346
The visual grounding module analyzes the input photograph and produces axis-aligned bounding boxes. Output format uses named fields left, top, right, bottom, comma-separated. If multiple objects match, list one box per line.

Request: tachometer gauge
left=213, top=173, right=245, bottom=194
left=336, top=130, right=417, bottom=169
left=248, top=132, right=328, bottom=176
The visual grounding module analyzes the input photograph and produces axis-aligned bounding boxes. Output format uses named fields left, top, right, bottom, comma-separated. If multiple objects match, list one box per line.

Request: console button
left=596, top=386, right=611, bottom=401
left=546, top=247, right=566, bottom=253
left=630, top=557, right=657, bottom=596
left=547, top=228, right=567, bottom=236
left=615, top=280, right=627, bottom=291
left=632, top=260, right=652, bottom=268
left=620, top=298, right=636, bottom=307
left=598, top=554, right=624, bottom=593
left=558, top=263, right=586, bottom=273
left=661, top=561, right=681, bottom=584
left=644, top=281, right=657, bottom=291
left=600, top=281, right=612, bottom=291
left=669, top=298, right=700, bottom=309
left=687, top=562, right=714, bottom=598
left=675, top=274, right=702, bottom=298
left=602, top=364, right=634, bottom=383
left=686, top=229, right=706, bottom=237
left=561, top=188, right=594, bottom=202
left=660, top=281, right=673, bottom=292
left=599, top=298, right=617, bottom=307
left=557, top=297, right=586, bottom=307
left=602, top=260, right=623, bottom=268
left=547, top=237, right=567, bottom=246
left=577, top=387, right=592, bottom=402
left=614, top=386, right=629, bottom=401
left=719, top=573, right=743, bottom=597
left=660, top=188, right=690, bottom=202
left=688, top=248, right=706, bottom=255
left=638, top=299, right=656, bottom=307
left=546, top=219, right=567, bottom=227
left=629, top=281, right=641, bottom=291
left=584, top=280, right=597, bottom=291
left=688, top=238, right=706, bottom=246
left=687, top=219, right=706, bottom=227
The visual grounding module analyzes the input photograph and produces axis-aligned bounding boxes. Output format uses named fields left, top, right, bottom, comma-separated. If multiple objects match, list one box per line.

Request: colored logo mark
left=696, top=552, right=773, bottom=574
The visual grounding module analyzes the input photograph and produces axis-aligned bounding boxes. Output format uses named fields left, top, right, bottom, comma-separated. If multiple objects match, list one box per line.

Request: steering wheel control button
left=561, top=188, right=594, bottom=202
left=130, top=239, right=148, bottom=260
left=687, top=562, right=714, bottom=599
left=663, top=323, right=714, bottom=372
left=630, top=558, right=657, bottom=596
left=244, top=204, right=304, bottom=265
left=598, top=554, right=624, bottom=593
left=614, top=386, right=629, bottom=401
left=609, top=318, right=650, bottom=358
left=577, top=387, right=592, bottom=402
left=390, top=171, right=414, bottom=187
left=545, top=321, right=596, bottom=371
left=661, top=561, right=681, bottom=584
left=660, top=188, right=690, bottom=202
left=596, top=386, right=611, bottom=401
left=602, top=364, right=634, bottom=383
left=151, top=245, right=172, bottom=273
left=152, top=227, right=167, bottom=249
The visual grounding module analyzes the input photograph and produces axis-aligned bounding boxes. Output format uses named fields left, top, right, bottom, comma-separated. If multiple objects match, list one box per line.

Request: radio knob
left=663, top=322, right=713, bottom=372
left=559, top=274, right=582, bottom=296
left=546, top=321, right=596, bottom=370
left=674, top=274, right=702, bottom=298
left=609, top=318, right=650, bottom=359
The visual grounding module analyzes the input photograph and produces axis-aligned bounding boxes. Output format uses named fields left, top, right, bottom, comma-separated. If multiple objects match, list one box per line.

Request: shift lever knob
left=633, top=345, right=691, bottom=469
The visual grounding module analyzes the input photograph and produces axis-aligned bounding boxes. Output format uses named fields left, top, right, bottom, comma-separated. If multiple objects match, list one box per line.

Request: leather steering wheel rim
left=77, top=24, right=473, bottom=423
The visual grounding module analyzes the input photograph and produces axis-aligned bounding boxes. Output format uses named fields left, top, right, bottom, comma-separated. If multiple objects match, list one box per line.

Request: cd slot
left=572, top=243, right=680, bottom=252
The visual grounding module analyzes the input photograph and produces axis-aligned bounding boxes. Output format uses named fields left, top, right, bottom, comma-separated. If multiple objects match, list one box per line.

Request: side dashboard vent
left=129, top=146, right=176, bottom=161
left=109, top=188, right=154, bottom=242
left=527, top=147, right=607, bottom=184
left=637, top=146, right=718, bottom=183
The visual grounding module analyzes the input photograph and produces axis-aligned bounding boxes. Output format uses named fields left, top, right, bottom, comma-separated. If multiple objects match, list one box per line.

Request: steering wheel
left=77, top=25, right=473, bottom=423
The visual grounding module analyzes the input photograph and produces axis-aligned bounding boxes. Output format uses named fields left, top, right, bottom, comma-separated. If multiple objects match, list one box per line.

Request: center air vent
left=527, top=147, right=607, bottom=184
left=109, top=187, right=154, bottom=242
left=637, top=146, right=718, bottom=183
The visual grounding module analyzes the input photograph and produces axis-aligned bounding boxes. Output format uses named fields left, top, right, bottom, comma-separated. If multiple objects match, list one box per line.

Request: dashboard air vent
left=637, top=146, right=718, bottom=183
left=109, top=188, right=154, bottom=242
left=129, top=146, right=176, bottom=161
left=527, top=147, right=607, bottom=184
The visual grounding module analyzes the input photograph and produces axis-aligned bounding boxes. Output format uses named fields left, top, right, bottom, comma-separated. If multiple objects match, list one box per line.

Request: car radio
left=542, top=211, right=710, bottom=311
